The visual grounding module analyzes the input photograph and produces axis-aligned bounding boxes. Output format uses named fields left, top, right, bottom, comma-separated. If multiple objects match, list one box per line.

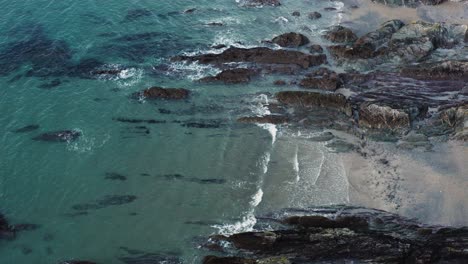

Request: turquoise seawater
left=0, top=1, right=350, bottom=263
left=0, top=0, right=466, bottom=264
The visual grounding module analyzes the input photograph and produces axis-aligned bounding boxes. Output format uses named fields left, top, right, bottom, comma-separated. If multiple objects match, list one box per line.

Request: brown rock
left=131, top=87, right=190, bottom=100
left=200, top=68, right=259, bottom=84
left=299, top=67, right=343, bottom=91
left=272, top=32, right=310, bottom=48
left=401, top=60, right=468, bottom=81
left=309, top=44, right=323, bottom=53
left=273, top=80, right=287, bottom=86
left=203, top=256, right=255, bottom=264
left=358, top=103, right=410, bottom=129
left=276, top=91, right=350, bottom=115
left=323, top=26, right=358, bottom=43
left=172, top=47, right=327, bottom=69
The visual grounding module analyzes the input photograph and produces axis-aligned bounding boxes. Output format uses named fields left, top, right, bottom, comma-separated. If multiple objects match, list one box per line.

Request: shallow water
left=0, top=0, right=466, bottom=263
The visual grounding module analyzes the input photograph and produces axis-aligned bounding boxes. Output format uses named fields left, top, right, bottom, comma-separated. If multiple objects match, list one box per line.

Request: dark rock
left=200, top=68, right=259, bottom=84
left=204, top=256, right=255, bottom=264
left=189, top=178, right=227, bottom=184
left=105, top=172, right=127, bottom=181
left=11, top=223, right=40, bottom=232
left=206, top=22, right=224, bottom=27
left=118, top=247, right=181, bottom=264
left=72, top=195, right=137, bottom=211
left=181, top=121, right=225, bottom=129
left=299, top=67, right=343, bottom=91
left=307, top=12, right=322, bottom=20
left=309, top=44, right=323, bottom=53
left=131, top=87, right=190, bottom=100
left=323, top=26, right=357, bottom=43
left=401, top=60, right=468, bottom=81
left=324, top=7, right=337, bottom=11
left=237, top=115, right=289, bottom=124
left=13, top=125, right=40, bottom=133
left=273, top=80, right=287, bottom=86
left=21, top=246, right=32, bottom=255
left=184, top=8, right=197, bottom=14
left=272, top=32, right=309, bottom=48
left=291, top=11, right=300, bottom=17
left=371, top=0, right=446, bottom=7
left=0, top=213, right=15, bottom=240
left=173, top=47, right=327, bottom=69
left=32, top=130, right=81, bottom=142
left=276, top=91, right=350, bottom=114
left=212, top=44, right=227, bottom=49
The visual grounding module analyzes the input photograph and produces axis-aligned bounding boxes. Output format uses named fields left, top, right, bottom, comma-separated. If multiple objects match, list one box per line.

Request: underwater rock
left=323, top=26, right=357, bottom=43
left=173, top=47, right=327, bottom=69
left=271, top=32, right=309, bottom=48
left=38, top=79, right=61, bottom=89
left=307, top=12, right=322, bottom=20
left=113, top=117, right=166, bottom=124
left=273, top=80, right=287, bottom=86
left=118, top=247, right=181, bottom=264
left=204, top=206, right=468, bottom=263
left=72, top=195, right=137, bottom=211
left=131, top=87, right=190, bottom=100
left=0, top=213, right=15, bottom=240
left=299, top=67, right=343, bottom=91
left=104, top=172, right=127, bottom=181
left=13, top=125, right=40, bottom=133
left=291, top=11, right=300, bottom=17
left=124, top=9, right=153, bottom=22
left=32, top=130, right=81, bottom=142
left=59, top=261, right=97, bottom=264
left=371, top=0, right=446, bottom=7
left=200, top=68, right=259, bottom=84
left=181, top=120, right=225, bottom=129
left=237, top=115, right=289, bottom=124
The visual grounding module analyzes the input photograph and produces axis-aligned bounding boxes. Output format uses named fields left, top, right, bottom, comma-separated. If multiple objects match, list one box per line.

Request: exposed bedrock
left=203, top=206, right=468, bottom=264
left=271, top=32, right=309, bottom=48
left=200, top=68, right=260, bottom=84
left=323, top=26, right=358, bottom=43
left=276, top=91, right=352, bottom=116
left=131, top=87, right=190, bottom=100
left=172, top=47, right=327, bottom=69
left=299, top=67, right=343, bottom=91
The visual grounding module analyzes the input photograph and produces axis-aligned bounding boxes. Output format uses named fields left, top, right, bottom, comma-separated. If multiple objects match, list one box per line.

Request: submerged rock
left=173, top=47, right=327, bottom=69
left=32, top=130, right=81, bottom=142
left=240, top=0, right=281, bottom=7
left=59, top=261, right=97, bottom=264
left=13, top=124, right=40, bottom=133
left=372, top=0, right=446, bottom=7
left=72, top=195, right=137, bottom=211
left=105, top=172, right=127, bottom=181
left=131, top=87, right=190, bottom=100
left=237, top=115, right=289, bottom=124
left=200, top=68, right=259, bottom=84
left=307, top=12, right=322, bottom=20
left=271, top=32, right=309, bottom=48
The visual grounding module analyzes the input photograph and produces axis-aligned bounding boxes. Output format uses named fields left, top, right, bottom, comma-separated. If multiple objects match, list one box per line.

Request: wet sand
left=340, top=0, right=468, bottom=34
left=344, top=140, right=468, bottom=226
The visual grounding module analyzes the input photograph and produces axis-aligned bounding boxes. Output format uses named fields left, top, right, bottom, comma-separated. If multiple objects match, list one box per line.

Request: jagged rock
left=358, top=103, right=410, bottom=129
left=299, top=67, right=342, bottom=91
left=307, top=12, right=322, bottom=20
left=32, top=130, right=81, bottom=142
left=440, top=104, right=468, bottom=140
left=131, top=87, right=190, bottom=100
left=401, top=60, right=468, bottom=80
left=237, top=115, right=289, bottom=124
left=276, top=91, right=351, bottom=115
left=323, top=26, right=357, bottom=43
left=272, top=32, right=309, bottom=48
left=204, top=206, right=468, bottom=263
left=200, top=68, right=259, bottom=84
left=172, top=47, right=327, bottom=69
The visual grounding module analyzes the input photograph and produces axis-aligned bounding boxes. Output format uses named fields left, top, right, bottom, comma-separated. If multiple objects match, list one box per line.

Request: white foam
left=293, top=145, right=300, bottom=182
left=167, top=61, right=221, bottom=81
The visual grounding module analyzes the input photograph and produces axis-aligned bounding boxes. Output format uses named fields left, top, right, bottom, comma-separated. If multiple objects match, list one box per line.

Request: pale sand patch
left=340, top=0, right=468, bottom=34
left=344, top=140, right=468, bottom=226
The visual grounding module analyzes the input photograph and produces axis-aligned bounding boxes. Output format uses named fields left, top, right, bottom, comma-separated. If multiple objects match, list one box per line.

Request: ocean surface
left=0, top=0, right=465, bottom=263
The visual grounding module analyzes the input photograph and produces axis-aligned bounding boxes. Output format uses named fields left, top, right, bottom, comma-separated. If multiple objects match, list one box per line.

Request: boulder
left=172, top=47, right=327, bottom=69
left=323, top=26, right=357, bottom=43
left=299, top=67, right=343, bottom=91
left=309, top=44, right=323, bottom=53
left=291, top=11, right=300, bottom=17
left=272, top=32, right=309, bottom=48
left=200, top=68, right=259, bottom=84
left=131, top=87, right=190, bottom=100
left=358, top=103, right=410, bottom=129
